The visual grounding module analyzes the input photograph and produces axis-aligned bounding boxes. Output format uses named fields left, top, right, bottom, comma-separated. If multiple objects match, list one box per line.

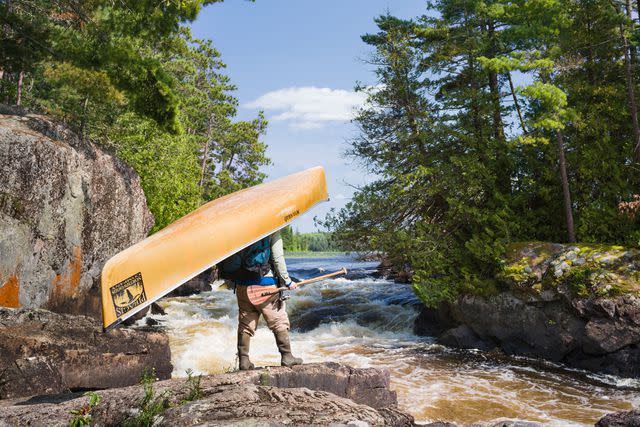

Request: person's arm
left=270, top=231, right=293, bottom=287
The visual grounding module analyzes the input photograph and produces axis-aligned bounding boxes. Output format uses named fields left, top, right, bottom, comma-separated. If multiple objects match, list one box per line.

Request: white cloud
left=245, top=86, right=367, bottom=130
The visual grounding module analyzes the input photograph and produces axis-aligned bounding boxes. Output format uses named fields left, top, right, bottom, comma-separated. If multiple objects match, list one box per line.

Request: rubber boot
left=237, top=333, right=255, bottom=370
left=274, top=330, right=303, bottom=367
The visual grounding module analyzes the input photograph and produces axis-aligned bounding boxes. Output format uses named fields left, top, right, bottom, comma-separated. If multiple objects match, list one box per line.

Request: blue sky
left=191, top=0, right=427, bottom=231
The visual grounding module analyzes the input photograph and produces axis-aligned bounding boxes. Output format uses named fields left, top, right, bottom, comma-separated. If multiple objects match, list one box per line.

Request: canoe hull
left=101, top=166, right=329, bottom=330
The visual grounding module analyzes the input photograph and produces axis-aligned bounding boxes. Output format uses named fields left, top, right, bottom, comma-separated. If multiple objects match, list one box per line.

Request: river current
left=149, top=255, right=640, bottom=426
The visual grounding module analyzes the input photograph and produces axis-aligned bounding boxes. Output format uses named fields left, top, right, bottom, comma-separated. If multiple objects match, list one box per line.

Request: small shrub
left=69, top=391, right=101, bottom=427
left=122, top=368, right=171, bottom=427
left=180, top=368, right=203, bottom=404
left=259, top=371, right=271, bottom=386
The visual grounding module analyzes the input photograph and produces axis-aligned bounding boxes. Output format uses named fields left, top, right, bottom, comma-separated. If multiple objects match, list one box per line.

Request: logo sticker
left=110, top=272, right=147, bottom=317
left=284, top=209, right=300, bottom=222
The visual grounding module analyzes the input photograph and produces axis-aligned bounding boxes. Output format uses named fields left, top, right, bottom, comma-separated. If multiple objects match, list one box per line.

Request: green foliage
left=563, top=266, right=593, bottom=298
left=33, top=62, right=126, bottom=138
left=109, top=113, right=203, bottom=233
left=3, top=4, right=270, bottom=233
left=412, top=279, right=459, bottom=308
left=259, top=371, right=271, bottom=386
left=1, top=0, right=225, bottom=130
left=123, top=368, right=171, bottom=427
left=69, top=391, right=102, bottom=427
left=180, top=369, right=203, bottom=404
left=326, top=0, right=640, bottom=307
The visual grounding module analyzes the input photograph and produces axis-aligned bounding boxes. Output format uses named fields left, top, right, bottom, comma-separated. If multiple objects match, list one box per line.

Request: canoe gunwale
left=102, top=196, right=329, bottom=331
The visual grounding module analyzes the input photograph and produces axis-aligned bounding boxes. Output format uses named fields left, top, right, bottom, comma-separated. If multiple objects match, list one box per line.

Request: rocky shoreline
left=413, top=242, right=640, bottom=378
left=0, top=308, right=172, bottom=399
left=0, top=361, right=412, bottom=426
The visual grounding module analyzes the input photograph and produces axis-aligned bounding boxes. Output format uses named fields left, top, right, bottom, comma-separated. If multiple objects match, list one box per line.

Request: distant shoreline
left=284, top=251, right=349, bottom=258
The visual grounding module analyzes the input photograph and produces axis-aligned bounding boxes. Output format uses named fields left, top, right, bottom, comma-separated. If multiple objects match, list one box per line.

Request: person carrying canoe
left=219, top=231, right=303, bottom=370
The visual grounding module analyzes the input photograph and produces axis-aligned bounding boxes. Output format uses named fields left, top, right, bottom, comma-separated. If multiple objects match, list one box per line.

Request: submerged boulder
left=0, top=111, right=153, bottom=318
left=0, top=308, right=172, bottom=399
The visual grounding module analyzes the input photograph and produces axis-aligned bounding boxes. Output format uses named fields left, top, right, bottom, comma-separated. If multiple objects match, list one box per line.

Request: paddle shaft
left=260, top=267, right=347, bottom=297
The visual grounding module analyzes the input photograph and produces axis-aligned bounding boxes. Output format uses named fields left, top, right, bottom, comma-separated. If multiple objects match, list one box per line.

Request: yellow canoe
left=101, top=166, right=329, bottom=330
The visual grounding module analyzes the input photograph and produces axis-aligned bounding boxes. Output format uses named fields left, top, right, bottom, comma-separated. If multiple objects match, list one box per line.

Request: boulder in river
left=0, top=307, right=172, bottom=399
left=167, top=267, right=216, bottom=297
left=596, top=409, right=640, bottom=426
left=0, top=110, right=153, bottom=318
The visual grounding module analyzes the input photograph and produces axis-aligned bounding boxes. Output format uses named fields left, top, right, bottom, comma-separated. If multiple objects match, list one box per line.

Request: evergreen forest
left=324, top=0, right=640, bottom=305
left=280, top=227, right=343, bottom=253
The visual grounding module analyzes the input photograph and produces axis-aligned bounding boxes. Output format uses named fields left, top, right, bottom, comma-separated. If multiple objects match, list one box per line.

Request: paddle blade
left=247, top=285, right=279, bottom=305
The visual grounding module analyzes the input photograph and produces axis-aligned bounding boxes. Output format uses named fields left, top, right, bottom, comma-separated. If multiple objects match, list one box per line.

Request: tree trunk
left=463, top=9, right=483, bottom=147
left=611, top=1, right=640, bottom=161
left=556, top=130, right=576, bottom=243
left=622, top=28, right=640, bottom=161
left=2, top=1, right=11, bottom=81
left=626, top=0, right=638, bottom=63
left=199, top=117, right=214, bottom=188
left=585, top=16, right=597, bottom=86
left=79, top=97, right=89, bottom=139
left=508, top=72, right=527, bottom=134
left=16, top=70, right=23, bottom=105
left=2, top=72, right=9, bottom=104
left=468, top=53, right=483, bottom=146
left=486, top=20, right=511, bottom=194
left=487, top=21, right=504, bottom=141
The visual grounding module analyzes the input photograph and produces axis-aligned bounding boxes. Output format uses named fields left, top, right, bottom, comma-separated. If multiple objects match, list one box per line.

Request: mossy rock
left=496, top=257, right=537, bottom=287
left=499, top=242, right=640, bottom=299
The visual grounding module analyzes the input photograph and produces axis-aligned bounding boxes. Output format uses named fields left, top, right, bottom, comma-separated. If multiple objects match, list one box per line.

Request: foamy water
left=148, top=255, right=640, bottom=426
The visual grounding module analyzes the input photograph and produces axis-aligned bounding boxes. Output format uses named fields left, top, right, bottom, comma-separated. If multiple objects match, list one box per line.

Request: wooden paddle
left=247, top=267, right=348, bottom=305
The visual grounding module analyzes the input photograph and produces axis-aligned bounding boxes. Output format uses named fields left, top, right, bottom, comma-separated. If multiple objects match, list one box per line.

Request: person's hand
left=287, top=281, right=298, bottom=290
left=279, top=289, right=292, bottom=301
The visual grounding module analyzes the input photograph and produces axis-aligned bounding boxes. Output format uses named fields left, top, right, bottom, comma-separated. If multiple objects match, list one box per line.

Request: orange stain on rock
left=52, top=246, right=83, bottom=299
left=0, top=276, right=21, bottom=308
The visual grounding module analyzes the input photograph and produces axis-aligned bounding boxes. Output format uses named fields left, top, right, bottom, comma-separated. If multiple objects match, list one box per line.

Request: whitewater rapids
left=147, top=255, right=640, bottom=426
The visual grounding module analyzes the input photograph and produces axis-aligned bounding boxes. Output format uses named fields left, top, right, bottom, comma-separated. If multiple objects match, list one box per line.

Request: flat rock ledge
left=0, top=308, right=172, bottom=399
left=0, top=363, right=414, bottom=427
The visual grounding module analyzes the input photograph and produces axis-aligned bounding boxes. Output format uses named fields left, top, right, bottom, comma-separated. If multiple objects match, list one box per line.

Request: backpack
left=219, top=237, right=271, bottom=281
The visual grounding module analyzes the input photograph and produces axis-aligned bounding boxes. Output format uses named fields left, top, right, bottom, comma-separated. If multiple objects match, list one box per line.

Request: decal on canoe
left=284, top=209, right=300, bottom=222
left=110, top=272, right=147, bottom=317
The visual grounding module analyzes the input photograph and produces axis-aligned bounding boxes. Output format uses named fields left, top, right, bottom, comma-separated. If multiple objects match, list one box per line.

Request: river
left=150, top=255, right=640, bottom=426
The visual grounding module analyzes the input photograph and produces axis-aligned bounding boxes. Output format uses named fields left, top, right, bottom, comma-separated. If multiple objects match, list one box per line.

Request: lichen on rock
left=498, top=242, right=640, bottom=299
